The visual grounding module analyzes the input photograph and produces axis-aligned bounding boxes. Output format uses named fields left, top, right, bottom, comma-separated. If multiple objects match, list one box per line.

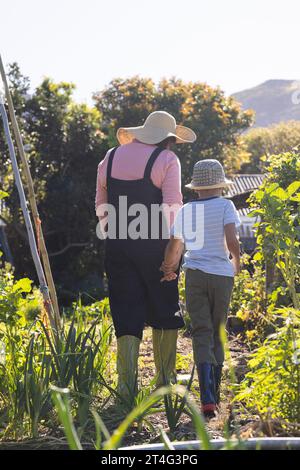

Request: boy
left=161, top=159, right=240, bottom=418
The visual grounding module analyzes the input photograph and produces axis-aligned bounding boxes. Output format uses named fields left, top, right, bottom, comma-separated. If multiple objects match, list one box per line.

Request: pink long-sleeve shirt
left=95, top=142, right=183, bottom=218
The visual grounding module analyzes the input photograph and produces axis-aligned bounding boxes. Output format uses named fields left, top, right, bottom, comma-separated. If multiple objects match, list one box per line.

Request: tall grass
left=51, top=384, right=212, bottom=450
left=0, top=271, right=113, bottom=439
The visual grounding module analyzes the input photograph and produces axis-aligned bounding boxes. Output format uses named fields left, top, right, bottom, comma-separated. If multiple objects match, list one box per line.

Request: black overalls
left=104, top=146, right=184, bottom=339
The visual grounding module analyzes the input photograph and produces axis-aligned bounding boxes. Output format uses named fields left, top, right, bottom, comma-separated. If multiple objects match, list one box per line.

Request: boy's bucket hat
left=186, top=159, right=233, bottom=190
left=117, top=111, right=197, bottom=145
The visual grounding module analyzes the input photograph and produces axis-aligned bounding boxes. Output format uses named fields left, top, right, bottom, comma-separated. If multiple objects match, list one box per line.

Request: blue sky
left=0, top=0, right=299, bottom=103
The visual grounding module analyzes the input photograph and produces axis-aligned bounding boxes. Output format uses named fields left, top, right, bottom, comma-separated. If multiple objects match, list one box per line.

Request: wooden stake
left=0, top=100, right=60, bottom=335
left=0, top=55, right=61, bottom=329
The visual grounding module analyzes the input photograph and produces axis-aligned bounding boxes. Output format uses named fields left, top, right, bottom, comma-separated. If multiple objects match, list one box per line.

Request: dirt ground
left=101, top=327, right=253, bottom=447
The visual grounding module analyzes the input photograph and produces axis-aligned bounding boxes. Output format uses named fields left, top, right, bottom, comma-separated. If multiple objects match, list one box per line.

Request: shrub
left=0, top=267, right=113, bottom=438
left=235, top=307, right=300, bottom=422
left=235, top=156, right=300, bottom=422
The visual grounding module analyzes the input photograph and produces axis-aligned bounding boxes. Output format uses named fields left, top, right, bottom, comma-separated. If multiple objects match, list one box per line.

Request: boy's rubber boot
left=197, top=362, right=217, bottom=419
left=214, top=364, right=223, bottom=405
left=152, top=329, right=177, bottom=387
left=116, top=335, right=140, bottom=406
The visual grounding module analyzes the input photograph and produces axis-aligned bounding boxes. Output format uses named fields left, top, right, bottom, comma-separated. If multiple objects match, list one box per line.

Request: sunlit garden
left=0, top=140, right=300, bottom=449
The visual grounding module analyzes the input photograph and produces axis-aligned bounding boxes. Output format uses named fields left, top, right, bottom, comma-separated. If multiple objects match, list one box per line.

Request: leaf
left=287, top=181, right=300, bottom=197
left=253, top=251, right=263, bottom=262
left=272, top=187, right=288, bottom=201
left=51, top=386, right=82, bottom=450
left=266, top=183, right=279, bottom=194
left=12, top=278, right=33, bottom=293
left=0, top=190, right=9, bottom=200
left=247, top=209, right=263, bottom=217
left=253, top=190, right=264, bottom=202
left=159, top=428, right=175, bottom=450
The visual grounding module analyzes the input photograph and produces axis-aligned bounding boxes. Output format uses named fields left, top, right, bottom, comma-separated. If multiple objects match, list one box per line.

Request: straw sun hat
left=186, top=159, right=233, bottom=190
left=117, top=111, right=197, bottom=145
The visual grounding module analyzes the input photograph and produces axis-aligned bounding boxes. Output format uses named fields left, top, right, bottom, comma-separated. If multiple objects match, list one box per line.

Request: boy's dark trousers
left=185, top=268, right=234, bottom=414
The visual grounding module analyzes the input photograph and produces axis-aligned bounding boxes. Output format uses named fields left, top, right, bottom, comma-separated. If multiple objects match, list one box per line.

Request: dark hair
left=155, top=136, right=177, bottom=149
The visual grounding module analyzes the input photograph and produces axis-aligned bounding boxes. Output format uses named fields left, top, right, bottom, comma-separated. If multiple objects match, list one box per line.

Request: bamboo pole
left=0, top=55, right=60, bottom=328
left=0, top=87, right=59, bottom=336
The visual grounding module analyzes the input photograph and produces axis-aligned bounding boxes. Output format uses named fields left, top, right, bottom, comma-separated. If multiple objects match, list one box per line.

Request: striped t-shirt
left=171, top=196, right=241, bottom=277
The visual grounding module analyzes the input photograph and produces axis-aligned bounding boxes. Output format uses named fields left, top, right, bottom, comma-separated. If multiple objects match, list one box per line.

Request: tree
left=1, top=68, right=254, bottom=305
left=241, top=121, right=300, bottom=173
left=0, top=68, right=108, bottom=304
left=94, top=77, right=254, bottom=195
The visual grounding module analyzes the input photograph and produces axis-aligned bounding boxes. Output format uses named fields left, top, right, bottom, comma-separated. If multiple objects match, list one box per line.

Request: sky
left=0, top=0, right=299, bottom=103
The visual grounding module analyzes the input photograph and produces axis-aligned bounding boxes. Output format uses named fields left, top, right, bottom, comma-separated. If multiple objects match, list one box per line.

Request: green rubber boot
left=116, top=335, right=140, bottom=405
left=153, top=329, right=178, bottom=387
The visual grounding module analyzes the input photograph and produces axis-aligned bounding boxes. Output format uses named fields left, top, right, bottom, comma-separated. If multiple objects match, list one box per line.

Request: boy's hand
left=225, top=224, right=241, bottom=277
left=160, top=238, right=183, bottom=275
left=232, top=258, right=241, bottom=276
left=160, top=272, right=177, bottom=282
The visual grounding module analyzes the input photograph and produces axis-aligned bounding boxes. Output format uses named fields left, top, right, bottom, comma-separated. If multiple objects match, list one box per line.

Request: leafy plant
left=249, top=179, right=300, bottom=310
left=0, top=271, right=112, bottom=439
left=230, top=254, right=275, bottom=345
left=163, top=365, right=195, bottom=433
left=178, top=272, right=191, bottom=334
left=52, top=384, right=211, bottom=450
left=0, top=272, right=43, bottom=434
left=41, top=300, right=112, bottom=433
left=24, top=334, right=52, bottom=437
left=51, top=386, right=82, bottom=450
left=73, top=321, right=110, bottom=431
left=234, top=162, right=300, bottom=423
left=235, top=307, right=300, bottom=422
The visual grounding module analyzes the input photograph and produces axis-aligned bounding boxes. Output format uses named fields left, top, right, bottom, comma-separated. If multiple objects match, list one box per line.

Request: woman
left=95, top=111, right=196, bottom=402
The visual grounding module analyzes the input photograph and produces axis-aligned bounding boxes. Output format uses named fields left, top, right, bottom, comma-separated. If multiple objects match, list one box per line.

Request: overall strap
left=106, top=147, right=118, bottom=182
left=143, top=147, right=164, bottom=180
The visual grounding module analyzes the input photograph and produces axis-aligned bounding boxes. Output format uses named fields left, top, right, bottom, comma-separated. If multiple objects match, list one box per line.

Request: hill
left=232, top=79, right=300, bottom=127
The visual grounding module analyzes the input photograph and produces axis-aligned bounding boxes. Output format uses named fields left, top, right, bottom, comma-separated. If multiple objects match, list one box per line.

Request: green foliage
left=230, top=255, right=276, bottom=345
left=217, top=203, right=294, bottom=348
left=52, top=384, right=212, bottom=450
left=242, top=121, right=300, bottom=173
left=95, top=76, right=253, bottom=183
left=24, top=334, right=52, bottom=438
left=41, top=306, right=112, bottom=431
left=262, top=150, right=300, bottom=188
left=51, top=386, right=83, bottom=450
left=178, top=271, right=191, bottom=333
left=162, top=365, right=195, bottom=434
left=235, top=308, right=300, bottom=422
left=235, top=153, right=300, bottom=422
left=0, top=190, right=9, bottom=200
left=249, top=179, right=300, bottom=310
left=0, top=271, right=43, bottom=435
left=0, top=268, right=113, bottom=438
left=3, top=64, right=300, bottom=445
left=1, top=66, right=253, bottom=305
left=52, top=383, right=247, bottom=450
left=0, top=67, right=107, bottom=305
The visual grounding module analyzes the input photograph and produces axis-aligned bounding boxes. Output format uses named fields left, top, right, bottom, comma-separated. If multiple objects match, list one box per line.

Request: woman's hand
left=160, top=260, right=179, bottom=275
left=160, top=238, right=183, bottom=274
left=160, top=272, right=177, bottom=282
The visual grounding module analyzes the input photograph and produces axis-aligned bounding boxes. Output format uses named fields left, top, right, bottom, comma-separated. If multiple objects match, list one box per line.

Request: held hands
left=159, top=238, right=183, bottom=282
left=159, top=260, right=179, bottom=283
left=160, top=272, right=177, bottom=282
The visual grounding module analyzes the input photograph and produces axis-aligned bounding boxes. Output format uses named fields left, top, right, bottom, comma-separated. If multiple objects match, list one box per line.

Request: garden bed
left=1, top=327, right=297, bottom=451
